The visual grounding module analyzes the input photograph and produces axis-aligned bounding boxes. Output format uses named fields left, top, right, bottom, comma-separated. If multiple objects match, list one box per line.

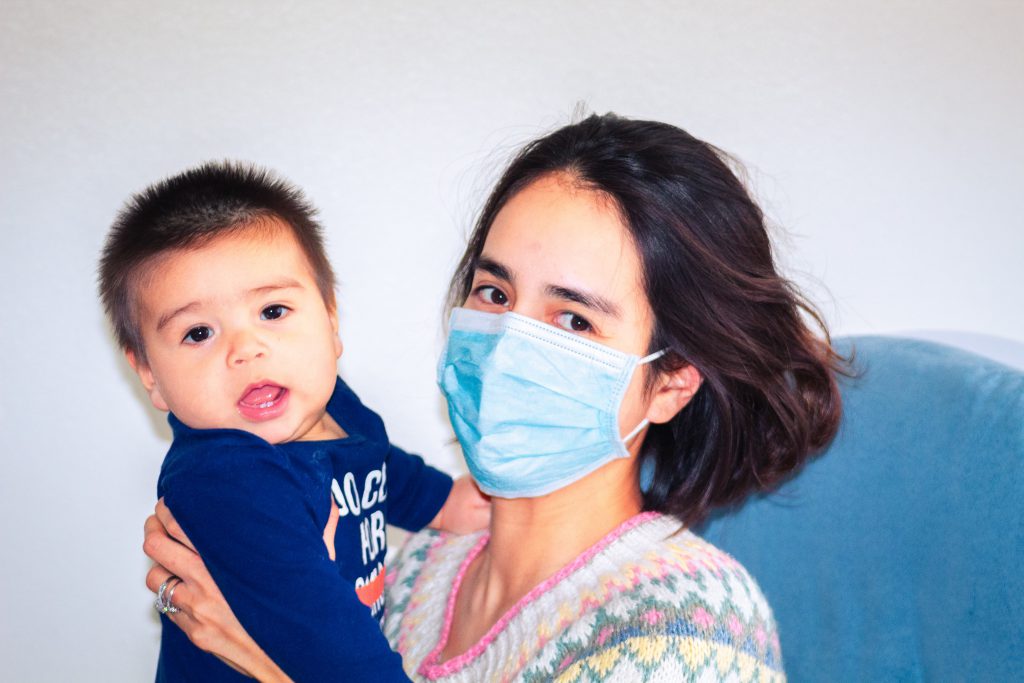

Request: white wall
left=1, top=1, right=1021, bottom=680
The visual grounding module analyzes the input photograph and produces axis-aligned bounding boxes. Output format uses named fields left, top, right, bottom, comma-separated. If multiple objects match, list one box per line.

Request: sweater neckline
left=417, top=510, right=663, bottom=679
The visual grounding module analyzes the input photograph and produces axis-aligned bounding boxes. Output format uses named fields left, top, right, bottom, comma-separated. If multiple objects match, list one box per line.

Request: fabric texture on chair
left=697, top=336, right=1024, bottom=682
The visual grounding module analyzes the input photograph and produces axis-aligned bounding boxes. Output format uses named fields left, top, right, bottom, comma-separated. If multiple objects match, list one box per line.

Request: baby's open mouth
left=237, top=383, right=289, bottom=421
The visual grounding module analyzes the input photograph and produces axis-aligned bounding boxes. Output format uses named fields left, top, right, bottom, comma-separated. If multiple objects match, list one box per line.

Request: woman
left=145, top=113, right=843, bottom=681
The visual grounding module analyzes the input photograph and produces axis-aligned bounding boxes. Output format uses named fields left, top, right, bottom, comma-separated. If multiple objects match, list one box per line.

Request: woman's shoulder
left=383, top=528, right=482, bottom=650
left=629, top=514, right=776, bottom=616
left=525, top=512, right=785, bottom=682
left=386, top=527, right=479, bottom=589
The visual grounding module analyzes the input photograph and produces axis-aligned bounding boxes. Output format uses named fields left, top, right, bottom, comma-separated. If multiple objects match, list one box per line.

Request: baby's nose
left=227, top=330, right=268, bottom=365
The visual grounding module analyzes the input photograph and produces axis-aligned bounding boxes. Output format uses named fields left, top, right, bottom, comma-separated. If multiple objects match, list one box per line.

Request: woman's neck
left=440, top=459, right=642, bottom=660
left=488, top=475, right=642, bottom=594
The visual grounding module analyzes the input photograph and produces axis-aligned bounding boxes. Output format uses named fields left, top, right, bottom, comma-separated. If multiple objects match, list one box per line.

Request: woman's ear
left=646, top=364, right=702, bottom=424
left=126, top=350, right=170, bottom=412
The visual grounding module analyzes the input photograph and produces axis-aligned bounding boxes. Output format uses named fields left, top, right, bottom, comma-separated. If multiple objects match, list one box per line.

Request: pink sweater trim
left=418, top=511, right=661, bottom=680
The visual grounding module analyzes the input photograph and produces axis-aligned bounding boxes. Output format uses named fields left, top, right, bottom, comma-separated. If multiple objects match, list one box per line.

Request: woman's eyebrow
left=476, top=257, right=619, bottom=316
left=475, top=257, right=514, bottom=283
left=546, top=284, right=621, bottom=317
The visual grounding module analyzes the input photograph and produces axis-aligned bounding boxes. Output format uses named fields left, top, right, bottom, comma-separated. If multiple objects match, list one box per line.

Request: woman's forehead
left=483, top=175, right=643, bottom=298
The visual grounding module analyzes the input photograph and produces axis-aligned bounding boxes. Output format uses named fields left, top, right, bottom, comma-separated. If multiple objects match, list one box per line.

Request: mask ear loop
left=640, top=349, right=667, bottom=364
left=622, top=418, right=650, bottom=445
left=621, top=349, right=669, bottom=445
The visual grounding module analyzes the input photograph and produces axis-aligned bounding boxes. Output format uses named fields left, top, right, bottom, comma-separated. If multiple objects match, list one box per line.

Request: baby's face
left=129, top=220, right=343, bottom=444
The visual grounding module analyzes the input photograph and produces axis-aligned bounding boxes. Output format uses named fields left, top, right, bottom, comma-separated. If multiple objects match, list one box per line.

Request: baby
left=99, top=162, right=486, bottom=682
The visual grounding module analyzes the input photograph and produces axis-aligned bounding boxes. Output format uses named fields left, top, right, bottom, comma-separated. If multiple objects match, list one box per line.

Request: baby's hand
left=429, top=476, right=491, bottom=534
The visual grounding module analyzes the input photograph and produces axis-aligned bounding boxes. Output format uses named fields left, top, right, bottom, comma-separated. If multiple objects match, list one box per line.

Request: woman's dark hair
left=449, top=113, right=846, bottom=526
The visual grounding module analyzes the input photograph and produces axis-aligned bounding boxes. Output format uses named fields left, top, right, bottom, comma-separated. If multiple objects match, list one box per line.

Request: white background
left=1, top=2, right=1021, bottom=680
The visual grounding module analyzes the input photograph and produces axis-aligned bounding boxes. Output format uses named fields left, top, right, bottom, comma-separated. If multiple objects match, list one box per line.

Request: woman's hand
left=428, top=476, right=492, bottom=534
left=143, top=499, right=292, bottom=682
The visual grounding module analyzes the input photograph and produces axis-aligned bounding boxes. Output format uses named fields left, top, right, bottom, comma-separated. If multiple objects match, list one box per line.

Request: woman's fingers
left=141, top=504, right=271, bottom=679
left=145, top=558, right=173, bottom=594
left=146, top=563, right=194, bottom=614
left=144, top=511, right=204, bottom=581
left=143, top=513, right=181, bottom=583
left=143, top=525, right=203, bottom=625
left=155, top=498, right=196, bottom=551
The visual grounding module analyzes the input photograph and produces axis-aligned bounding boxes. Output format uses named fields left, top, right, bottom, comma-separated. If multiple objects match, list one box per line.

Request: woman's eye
left=261, top=304, right=290, bottom=321
left=183, top=326, right=213, bottom=344
left=476, top=286, right=509, bottom=307
left=555, top=312, right=592, bottom=333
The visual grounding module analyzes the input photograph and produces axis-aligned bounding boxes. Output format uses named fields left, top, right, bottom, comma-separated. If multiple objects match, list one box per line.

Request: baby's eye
left=183, top=326, right=213, bottom=344
left=475, top=286, right=509, bottom=307
left=555, top=312, right=592, bottom=333
left=261, top=304, right=290, bottom=321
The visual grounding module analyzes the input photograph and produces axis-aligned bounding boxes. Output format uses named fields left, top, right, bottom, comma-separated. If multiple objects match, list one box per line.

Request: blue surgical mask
left=437, top=307, right=664, bottom=498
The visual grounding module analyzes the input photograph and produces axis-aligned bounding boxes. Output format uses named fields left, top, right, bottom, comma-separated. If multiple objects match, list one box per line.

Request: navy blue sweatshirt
left=155, top=377, right=453, bottom=682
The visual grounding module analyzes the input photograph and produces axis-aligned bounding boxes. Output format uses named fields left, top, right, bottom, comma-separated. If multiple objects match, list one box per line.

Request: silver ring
left=155, top=576, right=182, bottom=615
left=165, top=578, right=182, bottom=614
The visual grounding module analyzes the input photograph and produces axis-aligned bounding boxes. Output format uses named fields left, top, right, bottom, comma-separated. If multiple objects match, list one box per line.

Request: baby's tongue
left=240, top=385, right=282, bottom=406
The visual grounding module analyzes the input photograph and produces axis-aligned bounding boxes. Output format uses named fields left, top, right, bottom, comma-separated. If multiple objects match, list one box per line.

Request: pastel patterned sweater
left=384, top=512, right=784, bottom=682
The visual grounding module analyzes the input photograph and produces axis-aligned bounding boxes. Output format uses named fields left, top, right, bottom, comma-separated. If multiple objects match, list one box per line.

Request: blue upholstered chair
left=697, top=336, right=1024, bottom=681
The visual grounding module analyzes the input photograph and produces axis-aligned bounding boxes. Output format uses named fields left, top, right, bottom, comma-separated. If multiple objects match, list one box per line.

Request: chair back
left=697, top=336, right=1024, bottom=681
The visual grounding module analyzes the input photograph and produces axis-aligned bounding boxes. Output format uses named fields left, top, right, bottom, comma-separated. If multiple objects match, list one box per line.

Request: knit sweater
left=384, top=512, right=784, bottom=682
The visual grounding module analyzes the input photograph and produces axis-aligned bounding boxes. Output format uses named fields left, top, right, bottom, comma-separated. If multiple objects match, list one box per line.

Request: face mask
left=437, top=307, right=664, bottom=498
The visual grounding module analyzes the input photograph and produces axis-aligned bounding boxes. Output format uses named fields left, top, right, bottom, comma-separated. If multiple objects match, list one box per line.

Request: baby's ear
left=327, top=302, right=343, bottom=360
left=125, top=350, right=170, bottom=412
